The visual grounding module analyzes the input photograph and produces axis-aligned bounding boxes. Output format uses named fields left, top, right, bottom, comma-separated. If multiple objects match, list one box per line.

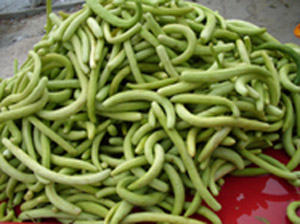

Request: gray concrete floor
left=0, top=0, right=299, bottom=78
left=0, top=0, right=80, bottom=13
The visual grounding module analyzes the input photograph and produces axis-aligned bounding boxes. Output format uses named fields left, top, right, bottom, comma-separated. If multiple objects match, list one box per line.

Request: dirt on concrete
left=0, top=15, right=46, bottom=78
left=0, top=6, right=81, bottom=79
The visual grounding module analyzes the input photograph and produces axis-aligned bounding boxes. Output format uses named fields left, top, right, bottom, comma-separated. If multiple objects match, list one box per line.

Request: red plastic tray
left=1, top=148, right=299, bottom=224
left=214, top=148, right=300, bottom=224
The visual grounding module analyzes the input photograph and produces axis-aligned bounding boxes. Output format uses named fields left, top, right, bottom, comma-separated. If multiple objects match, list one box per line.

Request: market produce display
left=0, top=0, right=300, bottom=223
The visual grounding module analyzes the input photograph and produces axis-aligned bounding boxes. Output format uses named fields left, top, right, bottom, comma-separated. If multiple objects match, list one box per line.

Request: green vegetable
left=0, top=0, right=300, bottom=223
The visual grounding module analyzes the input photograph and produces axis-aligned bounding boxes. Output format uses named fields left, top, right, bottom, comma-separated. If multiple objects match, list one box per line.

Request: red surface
left=215, top=174, right=300, bottom=223
left=214, top=148, right=300, bottom=224
left=1, top=148, right=300, bottom=224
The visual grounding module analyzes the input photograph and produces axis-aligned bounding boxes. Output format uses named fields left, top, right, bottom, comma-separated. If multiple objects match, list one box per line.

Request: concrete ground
left=0, top=0, right=81, bottom=14
left=0, top=0, right=299, bottom=78
left=0, top=1, right=83, bottom=79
